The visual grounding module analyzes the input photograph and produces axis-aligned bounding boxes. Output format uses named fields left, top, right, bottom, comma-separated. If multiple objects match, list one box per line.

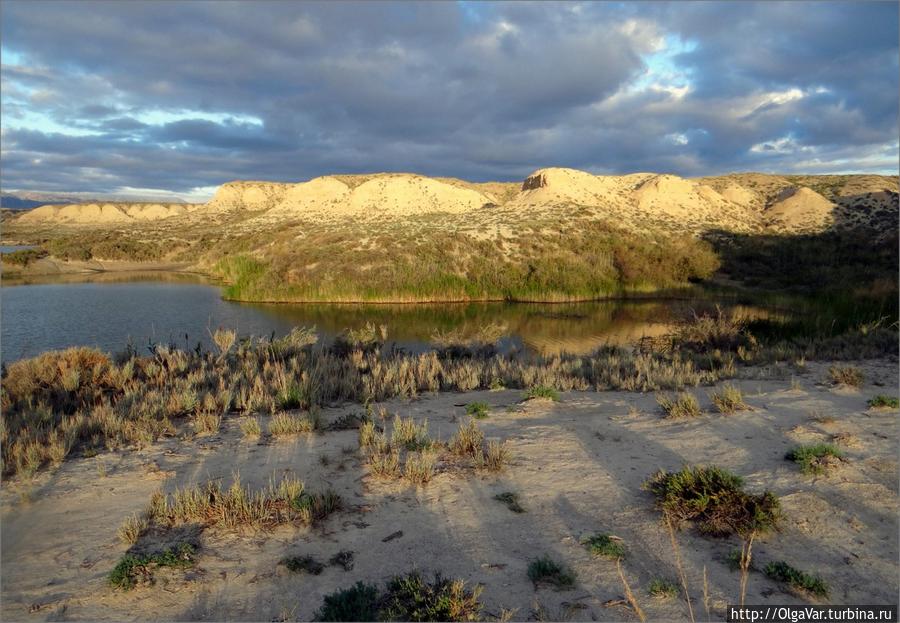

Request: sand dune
left=766, top=186, right=836, bottom=232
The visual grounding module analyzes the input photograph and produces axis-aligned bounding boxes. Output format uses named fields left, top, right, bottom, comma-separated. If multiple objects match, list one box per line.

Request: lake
left=0, top=272, right=776, bottom=363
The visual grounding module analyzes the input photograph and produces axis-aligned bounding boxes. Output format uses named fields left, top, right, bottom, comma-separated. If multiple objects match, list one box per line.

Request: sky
left=1, top=1, right=897, bottom=200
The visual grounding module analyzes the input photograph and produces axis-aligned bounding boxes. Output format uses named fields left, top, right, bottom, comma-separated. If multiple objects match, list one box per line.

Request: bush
left=108, top=543, right=196, bottom=590
left=380, top=572, right=482, bottom=622
left=581, top=534, right=625, bottom=560
left=785, top=444, right=844, bottom=475
left=867, top=395, right=899, bottom=409
left=314, top=573, right=482, bottom=622
left=828, top=365, right=864, bottom=388
left=657, top=392, right=702, bottom=418
left=645, top=465, right=780, bottom=537
left=315, top=581, right=381, bottom=621
left=527, top=555, right=576, bottom=589
left=764, top=561, right=829, bottom=598
left=465, top=402, right=489, bottom=419
left=647, top=578, right=679, bottom=598
left=710, top=384, right=749, bottom=414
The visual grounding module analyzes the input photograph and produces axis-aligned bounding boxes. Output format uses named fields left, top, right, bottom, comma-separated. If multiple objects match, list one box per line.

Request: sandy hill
left=17, top=202, right=199, bottom=224
left=12, top=168, right=897, bottom=237
left=764, top=187, right=836, bottom=232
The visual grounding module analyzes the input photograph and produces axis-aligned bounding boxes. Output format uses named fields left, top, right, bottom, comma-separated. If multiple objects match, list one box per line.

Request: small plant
left=117, top=513, right=149, bottom=545
left=315, top=581, right=381, bottom=621
left=828, top=365, right=864, bottom=388
left=270, top=412, right=317, bottom=436
left=193, top=411, right=221, bottom=435
left=108, top=543, right=196, bottom=590
left=527, top=555, right=576, bottom=590
left=647, top=578, right=679, bottom=598
left=391, top=415, right=430, bottom=451
left=404, top=451, right=437, bottom=484
left=523, top=386, right=560, bottom=401
left=368, top=451, right=401, bottom=479
left=465, top=402, right=490, bottom=419
left=358, top=420, right=377, bottom=448
left=240, top=417, right=261, bottom=438
left=785, top=444, right=844, bottom=475
left=867, top=395, right=899, bottom=409
left=282, top=555, right=325, bottom=575
left=277, top=382, right=308, bottom=410
left=657, top=392, right=701, bottom=418
left=645, top=465, right=780, bottom=537
left=710, top=384, right=749, bottom=414
left=449, top=420, right=484, bottom=458
left=477, top=439, right=510, bottom=472
left=329, top=550, right=355, bottom=571
left=494, top=491, right=525, bottom=513
left=764, top=561, right=829, bottom=598
left=582, top=534, right=625, bottom=560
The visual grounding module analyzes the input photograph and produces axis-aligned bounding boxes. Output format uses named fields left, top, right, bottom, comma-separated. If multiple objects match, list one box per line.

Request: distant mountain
left=1, top=191, right=188, bottom=210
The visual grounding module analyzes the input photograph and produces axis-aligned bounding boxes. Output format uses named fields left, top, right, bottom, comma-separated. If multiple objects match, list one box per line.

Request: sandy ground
left=2, top=360, right=897, bottom=622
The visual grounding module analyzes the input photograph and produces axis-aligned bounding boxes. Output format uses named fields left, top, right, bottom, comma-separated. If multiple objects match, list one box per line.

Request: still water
left=0, top=272, right=768, bottom=363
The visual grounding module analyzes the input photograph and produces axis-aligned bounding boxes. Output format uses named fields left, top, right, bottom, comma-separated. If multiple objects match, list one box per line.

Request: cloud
left=0, top=1, right=896, bottom=196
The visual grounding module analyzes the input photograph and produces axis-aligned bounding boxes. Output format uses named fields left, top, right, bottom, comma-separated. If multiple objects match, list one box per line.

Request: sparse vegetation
left=527, top=555, right=576, bottom=590
left=645, top=465, right=780, bottom=537
left=657, top=392, right=702, bottom=418
left=314, top=572, right=482, bottom=622
left=647, top=578, right=679, bottom=599
left=282, top=555, right=325, bottom=575
left=523, top=386, right=560, bottom=401
left=108, top=542, right=196, bottom=590
left=145, top=474, right=340, bottom=530
left=868, top=395, right=899, bottom=408
left=710, top=384, right=749, bottom=414
left=785, top=444, right=844, bottom=475
left=828, top=365, right=864, bottom=388
left=582, top=534, right=625, bottom=559
left=764, top=561, right=829, bottom=598
left=240, top=417, right=262, bottom=438
left=465, top=401, right=489, bottom=419
left=269, top=412, right=318, bottom=436
left=117, top=513, right=149, bottom=545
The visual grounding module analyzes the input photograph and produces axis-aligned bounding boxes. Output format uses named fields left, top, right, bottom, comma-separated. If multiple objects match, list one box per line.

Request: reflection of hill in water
left=242, top=299, right=780, bottom=356
left=3, top=270, right=213, bottom=287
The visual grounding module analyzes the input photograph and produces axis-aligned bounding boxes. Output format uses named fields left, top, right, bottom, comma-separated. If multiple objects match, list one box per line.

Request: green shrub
left=523, top=386, right=560, bottom=401
left=108, top=543, right=196, bottom=590
left=645, top=465, right=780, bottom=537
left=867, top=395, right=899, bottom=408
left=465, top=402, right=489, bottom=419
left=647, top=578, right=679, bottom=598
left=527, top=555, right=576, bottom=590
left=315, top=581, right=381, bottom=621
left=785, top=444, right=844, bottom=475
left=581, top=534, right=625, bottom=560
left=380, top=572, right=482, bottom=621
left=764, top=561, right=829, bottom=598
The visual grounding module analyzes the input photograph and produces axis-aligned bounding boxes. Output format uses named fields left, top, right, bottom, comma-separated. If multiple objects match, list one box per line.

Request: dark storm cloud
left=0, top=0, right=896, bottom=196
